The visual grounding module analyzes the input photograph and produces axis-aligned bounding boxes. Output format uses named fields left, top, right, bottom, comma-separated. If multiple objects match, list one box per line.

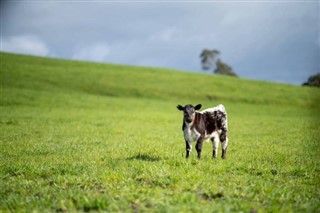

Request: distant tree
left=200, top=49, right=220, bottom=70
left=200, top=48, right=238, bottom=77
left=214, top=59, right=238, bottom=77
left=302, top=73, right=320, bottom=87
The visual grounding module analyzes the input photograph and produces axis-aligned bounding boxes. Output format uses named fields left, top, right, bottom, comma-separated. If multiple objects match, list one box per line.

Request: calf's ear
left=177, top=105, right=184, bottom=111
left=195, top=104, right=202, bottom=110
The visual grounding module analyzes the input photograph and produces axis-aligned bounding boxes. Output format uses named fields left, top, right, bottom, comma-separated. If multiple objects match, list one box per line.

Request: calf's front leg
left=185, top=140, right=192, bottom=158
left=196, top=136, right=203, bottom=159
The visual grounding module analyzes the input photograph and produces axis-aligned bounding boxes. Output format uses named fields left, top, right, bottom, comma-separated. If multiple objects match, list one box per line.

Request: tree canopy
left=200, top=49, right=237, bottom=77
left=200, top=49, right=220, bottom=70
left=214, top=59, right=238, bottom=77
left=302, top=73, right=320, bottom=87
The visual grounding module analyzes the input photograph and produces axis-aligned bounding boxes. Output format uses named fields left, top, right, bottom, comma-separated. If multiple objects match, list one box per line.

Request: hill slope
left=1, top=52, right=319, bottom=212
left=1, top=52, right=319, bottom=107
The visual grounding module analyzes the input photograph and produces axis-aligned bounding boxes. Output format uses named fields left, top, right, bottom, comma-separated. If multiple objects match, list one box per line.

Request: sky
left=1, top=1, right=319, bottom=85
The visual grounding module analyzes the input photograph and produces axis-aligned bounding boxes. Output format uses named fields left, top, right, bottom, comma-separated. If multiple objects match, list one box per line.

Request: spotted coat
left=177, top=104, right=228, bottom=159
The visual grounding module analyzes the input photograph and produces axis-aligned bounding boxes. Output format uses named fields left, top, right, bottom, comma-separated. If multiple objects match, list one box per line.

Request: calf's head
left=177, top=104, right=202, bottom=123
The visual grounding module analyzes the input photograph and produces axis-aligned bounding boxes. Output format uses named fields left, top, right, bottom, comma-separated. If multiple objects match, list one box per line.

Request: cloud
left=73, top=43, right=110, bottom=62
left=1, top=34, right=49, bottom=56
left=149, top=28, right=180, bottom=42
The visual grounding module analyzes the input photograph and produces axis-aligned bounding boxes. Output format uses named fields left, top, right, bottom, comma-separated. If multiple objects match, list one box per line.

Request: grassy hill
left=1, top=52, right=319, bottom=212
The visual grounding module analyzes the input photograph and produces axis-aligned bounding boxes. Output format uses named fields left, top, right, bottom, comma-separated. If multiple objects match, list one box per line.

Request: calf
left=176, top=104, right=228, bottom=159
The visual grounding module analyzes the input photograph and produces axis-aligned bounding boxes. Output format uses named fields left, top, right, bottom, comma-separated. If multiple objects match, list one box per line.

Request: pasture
left=1, top=52, right=319, bottom=212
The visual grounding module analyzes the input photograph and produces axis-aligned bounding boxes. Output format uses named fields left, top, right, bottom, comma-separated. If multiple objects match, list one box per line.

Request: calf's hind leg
left=211, top=136, right=219, bottom=158
left=220, top=130, right=228, bottom=159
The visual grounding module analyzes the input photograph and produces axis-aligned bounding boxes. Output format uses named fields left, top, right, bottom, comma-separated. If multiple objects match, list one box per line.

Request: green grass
left=1, top=52, right=319, bottom=212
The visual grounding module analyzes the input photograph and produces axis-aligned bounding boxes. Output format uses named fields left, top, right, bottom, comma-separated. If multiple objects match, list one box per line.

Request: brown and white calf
left=177, top=104, right=228, bottom=159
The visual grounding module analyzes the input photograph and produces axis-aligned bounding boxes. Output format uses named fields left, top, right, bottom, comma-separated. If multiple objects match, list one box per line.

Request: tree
left=214, top=59, right=238, bottom=77
left=200, top=48, right=237, bottom=77
left=200, top=49, right=220, bottom=70
left=302, top=73, right=320, bottom=87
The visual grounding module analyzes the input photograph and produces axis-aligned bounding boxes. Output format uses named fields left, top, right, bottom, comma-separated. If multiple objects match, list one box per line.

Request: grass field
left=1, top=52, right=320, bottom=212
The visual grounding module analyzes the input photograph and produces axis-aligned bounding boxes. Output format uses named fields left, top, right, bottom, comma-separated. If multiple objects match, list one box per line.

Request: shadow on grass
left=127, top=153, right=161, bottom=162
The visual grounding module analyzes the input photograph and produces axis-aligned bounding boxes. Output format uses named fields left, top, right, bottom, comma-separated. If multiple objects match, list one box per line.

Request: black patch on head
left=183, top=104, right=196, bottom=123
left=184, top=104, right=194, bottom=111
